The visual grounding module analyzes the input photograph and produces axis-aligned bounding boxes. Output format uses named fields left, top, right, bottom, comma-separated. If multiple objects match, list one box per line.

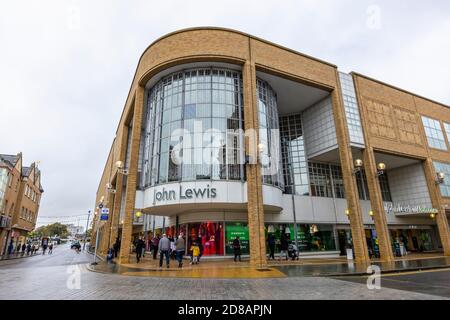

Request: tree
left=34, top=223, right=69, bottom=238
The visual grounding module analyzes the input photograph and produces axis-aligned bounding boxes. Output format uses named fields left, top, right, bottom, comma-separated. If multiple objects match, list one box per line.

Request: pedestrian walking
left=279, top=234, right=289, bottom=261
left=15, top=243, right=21, bottom=256
left=135, top=237, right=145, bottom=263
left=197, top=235, right=204, bottom=262
left=175, top=234, right=185, bottom=268
left=152, top=234, right=160, bottom=260
left=158, top=234, right=171, bottom=268
left=21, top=243, right=26, bottom=256
left=142, top=239, right=146, bottom=258
left=48, top=243, right=53, bottom=254
left=26, top=243, right=32, bottom=256
left=113, top=238, right=120, bottom=258
left=267, top=233, right=275, bottom=260
left=190, top=242, right=200, bottom=264
left=233, top=236, right=242, bottom=262
left=170, top=237, right=176, bottom=260
left=7, top=241, right=14, bottom=256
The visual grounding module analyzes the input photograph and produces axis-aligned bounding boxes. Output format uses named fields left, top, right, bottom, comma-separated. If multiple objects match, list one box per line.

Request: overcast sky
left=1, top=1, right=449, bottom=228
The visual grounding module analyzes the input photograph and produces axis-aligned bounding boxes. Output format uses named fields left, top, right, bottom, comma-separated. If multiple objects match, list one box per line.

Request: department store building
left=92, top=28, right=450, bottom=265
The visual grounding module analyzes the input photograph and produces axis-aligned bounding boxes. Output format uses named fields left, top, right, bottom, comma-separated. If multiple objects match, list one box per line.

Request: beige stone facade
left=92, top=28, right=450, bottom=266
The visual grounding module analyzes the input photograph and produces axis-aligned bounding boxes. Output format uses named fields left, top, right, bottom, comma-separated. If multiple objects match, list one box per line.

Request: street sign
left=100, top=208, right=109, bottom=221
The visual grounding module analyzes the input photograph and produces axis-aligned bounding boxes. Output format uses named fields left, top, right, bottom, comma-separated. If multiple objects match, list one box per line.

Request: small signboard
left=100, top=208, right=109, bottom=221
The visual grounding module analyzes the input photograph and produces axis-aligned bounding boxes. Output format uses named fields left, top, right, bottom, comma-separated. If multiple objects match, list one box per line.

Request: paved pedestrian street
left=0, top=244, right=448, bottom=300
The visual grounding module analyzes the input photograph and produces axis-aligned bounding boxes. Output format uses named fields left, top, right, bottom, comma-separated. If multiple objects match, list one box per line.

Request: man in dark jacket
left=21, top=243, right=26, bottom=256
left=279, top=234, right=289, bottom=261
left=233, top=237, right=242, bottom=262
left=113, top=238, right=120, bottom=258
left=135, top=238, right=145, bottom=263
left=267, top=233, right=276, bottom=260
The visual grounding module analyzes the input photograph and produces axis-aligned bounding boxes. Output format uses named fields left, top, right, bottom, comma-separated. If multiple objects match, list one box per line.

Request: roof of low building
left=0, top=154, right=19, bottom=167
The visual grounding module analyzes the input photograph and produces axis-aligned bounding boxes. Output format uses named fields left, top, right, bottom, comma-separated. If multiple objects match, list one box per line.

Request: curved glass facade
left=257, top=79, right=284, bottom=189
left=141, top=68, right=244, bottom=187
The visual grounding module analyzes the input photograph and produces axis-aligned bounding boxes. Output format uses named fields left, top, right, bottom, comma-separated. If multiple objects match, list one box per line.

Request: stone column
left=423, top=158, right=450, bottom=256
left=242, top=61, right=267, bottom=268
left=331, top=72, right=370, bottom=265
left=119, top=86, right=145, bottom=264
left=362, top=147, right=394, bottom=262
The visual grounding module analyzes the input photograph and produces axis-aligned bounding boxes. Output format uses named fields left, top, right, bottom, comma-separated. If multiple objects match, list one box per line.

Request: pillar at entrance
left=331, top=74, right=370, bottom=265
left=362, top=147, right=394, bottom=262
left=423, top=158, right=450, bottom=256
left=243, top=62, right=267, bottom=268
left=119, top=86, right=145, bottom=264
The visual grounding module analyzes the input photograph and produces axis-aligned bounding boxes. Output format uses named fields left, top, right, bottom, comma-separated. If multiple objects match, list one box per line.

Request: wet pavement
left=0, top=244, right=448, bottom=300
left=275, top=256, right=450, bottom=277
left=88, top=253, right=450, bottom=278
left=333, top=268, right=450, bottom=298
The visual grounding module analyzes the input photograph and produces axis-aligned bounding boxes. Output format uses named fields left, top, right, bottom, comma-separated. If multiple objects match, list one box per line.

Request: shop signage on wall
left=384, top=203, right=438, bottom=215
left=154, top=185, right=217, bottom=202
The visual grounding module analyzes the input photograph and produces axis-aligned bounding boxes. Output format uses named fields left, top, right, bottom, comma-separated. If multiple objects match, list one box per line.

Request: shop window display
left=225, top=222, right=249, bottom=255
left=266, top=224, right=336, bottom=253
left=187, top=222, right=224, bottom=256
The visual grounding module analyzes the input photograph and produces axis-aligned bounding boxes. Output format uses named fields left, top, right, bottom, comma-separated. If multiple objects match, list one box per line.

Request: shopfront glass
left=265, top=223, right=336, bottom=253
left=225, top=222, right=249, bottom=255
left=187, top=222, right=224, bottom=256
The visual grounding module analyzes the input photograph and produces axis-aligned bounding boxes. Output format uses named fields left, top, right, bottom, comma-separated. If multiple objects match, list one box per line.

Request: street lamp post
left=82, top=210, right=91, bottom=251
left=92, top=196, right=104, bottom=265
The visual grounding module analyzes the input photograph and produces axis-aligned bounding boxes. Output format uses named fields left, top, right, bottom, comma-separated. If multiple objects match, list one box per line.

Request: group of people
left=6, top=241, right=54, bottom=257
left=134, top=233, right=244, bottom=268
left=267, top=233, right=299, bottom=261
left=108, top=232, right=300, bottom=266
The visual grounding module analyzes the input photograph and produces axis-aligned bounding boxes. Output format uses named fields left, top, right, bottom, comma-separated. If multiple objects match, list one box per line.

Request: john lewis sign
left=154, top=184, right=217, bottom=203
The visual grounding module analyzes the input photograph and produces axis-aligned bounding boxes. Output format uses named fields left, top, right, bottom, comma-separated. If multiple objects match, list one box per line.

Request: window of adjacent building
left=421, top=116, right=447, bottom=150
left=378, top=173, right=392, bottom=202
left=339, top=72, right=365, bottom=146
left=0, top=168, right=8, bottom=213
left=280, top=113, right=309, bottom=196
left=308, top=162, right=346, bottom=199
left=444, top=122, right=450, bottom=146
left=308, top=162, right=333, bottom=198
left=434, top=161, right=450, bottom=197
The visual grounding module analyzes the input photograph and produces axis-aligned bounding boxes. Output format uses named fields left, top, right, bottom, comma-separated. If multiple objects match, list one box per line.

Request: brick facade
left=92, top=27, right=450, bottom=265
